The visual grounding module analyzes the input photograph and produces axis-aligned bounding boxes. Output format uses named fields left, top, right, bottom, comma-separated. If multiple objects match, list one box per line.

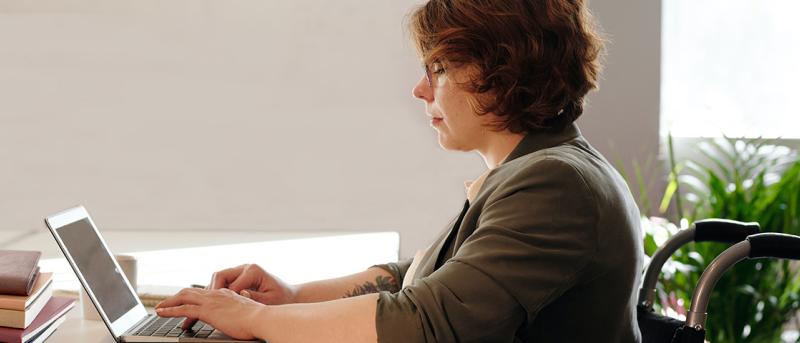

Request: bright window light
left=661, top=0, right=800, bottom=138
left=40, top=232, right=399, bottom=292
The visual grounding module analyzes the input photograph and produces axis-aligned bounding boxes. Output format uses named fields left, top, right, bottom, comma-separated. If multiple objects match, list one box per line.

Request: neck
left=477, top=131, right=526, bottom=169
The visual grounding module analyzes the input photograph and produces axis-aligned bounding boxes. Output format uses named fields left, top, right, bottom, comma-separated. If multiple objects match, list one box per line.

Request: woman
left=156, top=0, right=643, bottom=341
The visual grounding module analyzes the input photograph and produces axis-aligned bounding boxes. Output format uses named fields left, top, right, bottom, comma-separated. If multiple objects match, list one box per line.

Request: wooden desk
left=0, top=230, right=399, bottom=342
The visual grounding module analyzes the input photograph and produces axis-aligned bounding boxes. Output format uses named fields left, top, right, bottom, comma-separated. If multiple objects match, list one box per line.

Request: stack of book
left=0, top=250, right=76, bottom=343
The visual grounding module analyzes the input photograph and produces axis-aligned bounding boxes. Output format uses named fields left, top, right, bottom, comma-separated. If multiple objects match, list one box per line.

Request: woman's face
left=412, top=63, right=494, bottom=152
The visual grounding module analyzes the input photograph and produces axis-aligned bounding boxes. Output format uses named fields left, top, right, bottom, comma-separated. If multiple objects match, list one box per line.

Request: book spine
left=0, top=308, right=26, bottom=329
left=0, top=299, right=25, bottom=311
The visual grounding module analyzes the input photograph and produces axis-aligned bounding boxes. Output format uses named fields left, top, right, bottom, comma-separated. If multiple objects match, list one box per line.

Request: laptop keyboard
left=133, top=316, right=216, bottom=338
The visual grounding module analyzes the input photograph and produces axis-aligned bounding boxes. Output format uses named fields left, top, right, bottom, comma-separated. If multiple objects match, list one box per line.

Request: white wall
left=0, top=0, right=662, bottom=259
left=583, top=0, right=663, bottom=215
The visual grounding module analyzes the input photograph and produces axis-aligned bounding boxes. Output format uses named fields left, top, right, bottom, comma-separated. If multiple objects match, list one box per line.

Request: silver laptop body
left=45, top=206, right=262, bottom=343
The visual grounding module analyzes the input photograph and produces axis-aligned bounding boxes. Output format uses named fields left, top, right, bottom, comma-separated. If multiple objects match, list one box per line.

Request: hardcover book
left=0, top=274, right=54, bottom=329
left=0, top=272, right=53, bottom=311
left=0, top=250, right=41, bottom=296
left=0, top=296, right=76, bottom=343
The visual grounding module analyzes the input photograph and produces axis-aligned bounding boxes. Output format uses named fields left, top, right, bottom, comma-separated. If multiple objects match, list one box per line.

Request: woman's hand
left=155, top=288, right=265, bottom=340
left=209, top=264, right=297, bottom=305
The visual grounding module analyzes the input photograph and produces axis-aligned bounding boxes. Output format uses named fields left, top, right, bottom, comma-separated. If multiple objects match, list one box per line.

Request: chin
left=437, top=133, right=468, bottom=152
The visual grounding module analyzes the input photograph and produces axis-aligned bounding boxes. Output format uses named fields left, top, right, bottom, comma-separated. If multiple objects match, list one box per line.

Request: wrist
left=246, top=303, right=272, bottom=339
left=287, top=283, right=303, bottom=303
left=286, top=284, right=303, bottom=304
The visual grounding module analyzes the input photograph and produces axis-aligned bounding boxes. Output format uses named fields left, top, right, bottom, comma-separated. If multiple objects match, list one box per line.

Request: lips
left=427, top=111, right=444, bottom=127
left=427, top=113, right=443, bottom=120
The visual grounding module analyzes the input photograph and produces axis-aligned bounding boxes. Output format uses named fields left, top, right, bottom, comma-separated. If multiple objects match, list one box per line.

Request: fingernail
left=240, top=290, right=251, bottom=298
left=156, top=308, right=164, bottom=313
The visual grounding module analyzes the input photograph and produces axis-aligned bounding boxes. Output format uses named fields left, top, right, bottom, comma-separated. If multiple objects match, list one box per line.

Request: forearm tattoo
left=344, top=275, right=400, bottom=297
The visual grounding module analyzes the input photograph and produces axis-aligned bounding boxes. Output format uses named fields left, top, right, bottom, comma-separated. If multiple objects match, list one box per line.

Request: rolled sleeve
left=375, top=157, right=599, bottom=342
left=372, top=258, right=413, bottom=287
left=376, top=260, right=524, bottom=343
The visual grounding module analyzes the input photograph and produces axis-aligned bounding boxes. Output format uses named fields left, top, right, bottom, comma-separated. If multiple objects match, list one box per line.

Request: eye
left=430, top=62, right=445, bottom=74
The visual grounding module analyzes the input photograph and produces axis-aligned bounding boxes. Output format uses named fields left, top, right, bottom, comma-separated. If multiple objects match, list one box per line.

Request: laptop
left=44, top=206, right=262, bottom=343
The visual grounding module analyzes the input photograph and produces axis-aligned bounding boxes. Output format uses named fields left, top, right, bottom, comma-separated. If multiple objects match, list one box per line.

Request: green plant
left=638, top=136, right=800, bottom=342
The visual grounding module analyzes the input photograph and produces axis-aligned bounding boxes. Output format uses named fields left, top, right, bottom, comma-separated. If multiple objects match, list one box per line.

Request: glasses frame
left=423, top=62, right=445, bottom=88
left=424, top=64, right=434, bottom=87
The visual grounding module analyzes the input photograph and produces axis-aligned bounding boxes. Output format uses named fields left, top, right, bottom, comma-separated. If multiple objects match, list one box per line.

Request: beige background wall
left=0, top=0, right=661, bottom=259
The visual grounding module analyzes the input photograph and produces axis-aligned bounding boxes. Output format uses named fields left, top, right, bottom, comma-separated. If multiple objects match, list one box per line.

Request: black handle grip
left=693, top=219, right=760, bottom=243
left=748, top=233, right=800, bottom=260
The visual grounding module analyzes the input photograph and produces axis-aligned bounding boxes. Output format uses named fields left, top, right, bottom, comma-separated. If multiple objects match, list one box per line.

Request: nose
left=412, top=75, right=433, bottom=102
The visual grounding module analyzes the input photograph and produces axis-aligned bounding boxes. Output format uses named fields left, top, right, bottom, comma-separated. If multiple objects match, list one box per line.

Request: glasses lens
left=424, top=65, right=433, bottom=87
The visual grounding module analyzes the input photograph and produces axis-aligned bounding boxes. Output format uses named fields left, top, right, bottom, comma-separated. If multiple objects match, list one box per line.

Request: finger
left=182, top=317, right=199, bottom=331
left=227, top=267, right=260, bottom=293
left=210, top=265, right=247, bottom=289
left=206, top=273, right=214, bottom=290
left=158, top=288, right=205, bottom=306
left=155, top=288, right=206, bottom=309
left=155, top=304, right=201, bottom=320
left=177, top=289, right=213, bottom=331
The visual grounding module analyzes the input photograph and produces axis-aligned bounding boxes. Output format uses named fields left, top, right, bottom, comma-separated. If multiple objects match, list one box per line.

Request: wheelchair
left=637, top=219, right=763, bottom=342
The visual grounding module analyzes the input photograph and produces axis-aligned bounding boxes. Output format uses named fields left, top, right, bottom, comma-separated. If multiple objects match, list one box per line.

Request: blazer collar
left=466, top=123, right=583, bottom=207
left=418, top=124, right=583, bottom=278
left=500, top=123, right=582, bottom=165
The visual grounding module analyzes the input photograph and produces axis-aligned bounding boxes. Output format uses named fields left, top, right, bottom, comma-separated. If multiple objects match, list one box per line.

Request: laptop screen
left=58, top=218, right=139, bottom=322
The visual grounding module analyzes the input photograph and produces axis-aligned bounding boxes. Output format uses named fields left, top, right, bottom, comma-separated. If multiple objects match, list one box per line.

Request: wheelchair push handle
left=748, top=233, right=800, bottom=260
left=693, top=219, right=760, bottom=243
left=638, top=219, right=760, bottom=310
left=686, top=233, right=800, bottom=331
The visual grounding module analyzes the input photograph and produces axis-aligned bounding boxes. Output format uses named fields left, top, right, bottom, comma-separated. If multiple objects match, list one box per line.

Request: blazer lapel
left=415, top=200, right=470, bottom=278
left=411, top=124, right=583, bottom=280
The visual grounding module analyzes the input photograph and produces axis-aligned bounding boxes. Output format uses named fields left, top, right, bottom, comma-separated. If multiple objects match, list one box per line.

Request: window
left=661, top=0, right=800, bottom=138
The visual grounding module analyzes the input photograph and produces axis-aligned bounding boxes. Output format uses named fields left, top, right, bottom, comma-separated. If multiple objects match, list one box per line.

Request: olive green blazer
left=375, top=124, right=643, bottom=342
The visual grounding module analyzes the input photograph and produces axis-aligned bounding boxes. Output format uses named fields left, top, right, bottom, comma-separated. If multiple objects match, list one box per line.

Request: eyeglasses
left=423, top=62, right=445, bottom=87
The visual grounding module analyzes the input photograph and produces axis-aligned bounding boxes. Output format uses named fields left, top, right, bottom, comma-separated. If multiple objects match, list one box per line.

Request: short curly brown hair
left=409, top=0, right=604, bottom=133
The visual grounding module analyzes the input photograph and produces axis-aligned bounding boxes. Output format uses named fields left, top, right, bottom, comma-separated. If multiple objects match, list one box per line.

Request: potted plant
left=629, top=136, right=800, bottom=342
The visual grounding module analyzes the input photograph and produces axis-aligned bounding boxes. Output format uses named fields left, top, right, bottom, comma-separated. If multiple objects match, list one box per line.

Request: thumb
left=228, top=273, right=260, bottom=293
